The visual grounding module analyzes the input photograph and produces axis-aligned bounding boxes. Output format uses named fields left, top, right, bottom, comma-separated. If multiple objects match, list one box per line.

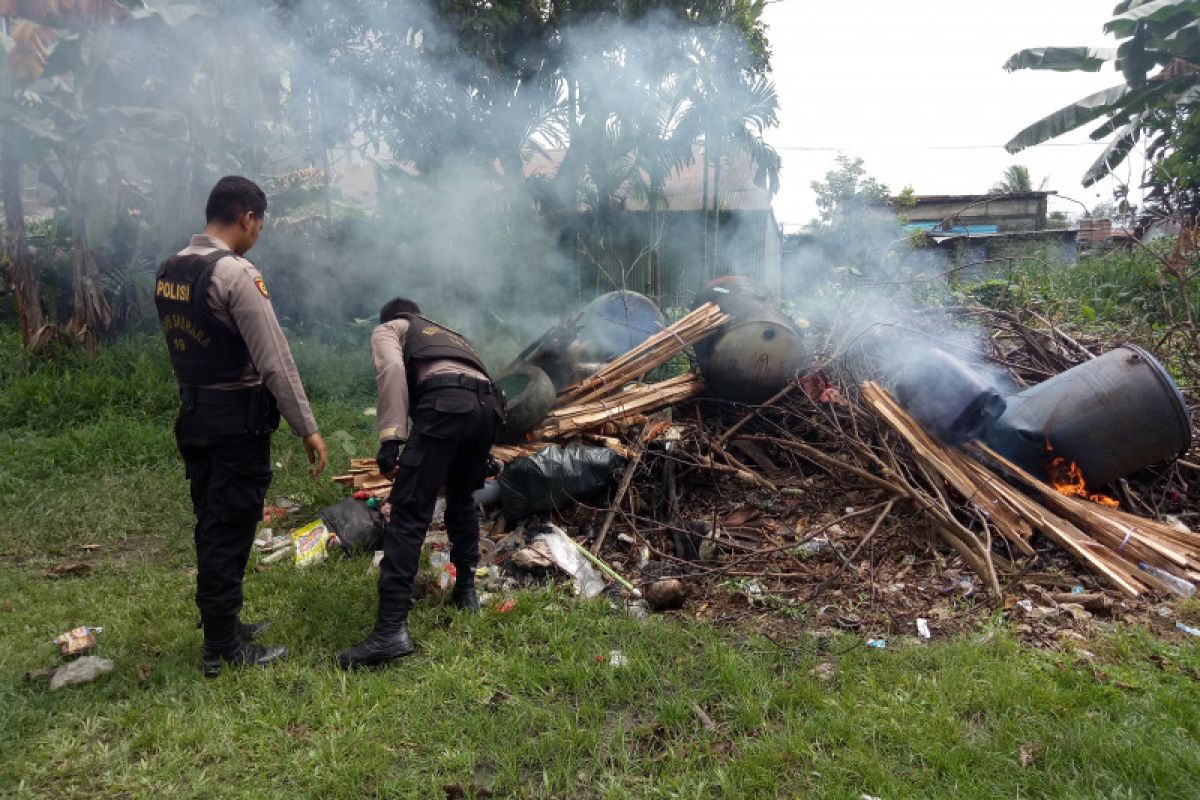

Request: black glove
left=484, top=455, right=502, bottom=479
left=377, top=439, right=403, bottom=476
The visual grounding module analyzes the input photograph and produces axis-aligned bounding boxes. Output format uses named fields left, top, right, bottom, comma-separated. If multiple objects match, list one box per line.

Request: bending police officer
left=155, top=176, right=328, bottom=676
left=336, top=297, right=503, bottom=669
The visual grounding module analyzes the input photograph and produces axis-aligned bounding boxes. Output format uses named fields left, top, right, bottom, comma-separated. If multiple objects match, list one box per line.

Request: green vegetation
left=1005, top=0, right=1200, bottom=216
left=2, top=331, right=1199, bottom=798
left=955, top=237, right=1200, bottom=387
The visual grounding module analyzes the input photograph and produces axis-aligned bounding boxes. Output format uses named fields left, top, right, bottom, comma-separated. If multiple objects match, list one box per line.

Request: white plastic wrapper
left=536, top=524, right=606, bottom=599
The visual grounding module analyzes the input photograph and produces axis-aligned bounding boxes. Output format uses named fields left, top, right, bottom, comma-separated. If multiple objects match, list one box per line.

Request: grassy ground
left=2, top=328, right=1200, bottom=798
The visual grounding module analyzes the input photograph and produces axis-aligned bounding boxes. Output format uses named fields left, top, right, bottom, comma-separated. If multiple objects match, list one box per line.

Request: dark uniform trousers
left=379, top=380, right=503, bottom=605
left=174, top=386, right=279, bottom=646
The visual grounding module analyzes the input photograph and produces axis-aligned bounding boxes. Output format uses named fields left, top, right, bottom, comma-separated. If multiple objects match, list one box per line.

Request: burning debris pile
left=324, top=278, right=1199, bottom=640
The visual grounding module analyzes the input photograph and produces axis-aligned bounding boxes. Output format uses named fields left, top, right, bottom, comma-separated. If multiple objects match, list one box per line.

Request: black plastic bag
left=499, top=444, right=626, bottom=522
left=319, top=497, right=385, bottom=555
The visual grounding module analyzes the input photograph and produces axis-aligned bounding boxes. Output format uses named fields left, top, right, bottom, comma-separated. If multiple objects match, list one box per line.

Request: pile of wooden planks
left=535, top=372, right=704, bottom=440
left=332, top=458, right=392, bottom=491
left=555, top=302, right=728, bottom=407
left=863, top=381, right=1200, bottom=598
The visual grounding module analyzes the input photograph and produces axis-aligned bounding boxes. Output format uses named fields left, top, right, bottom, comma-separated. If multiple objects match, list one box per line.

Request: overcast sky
left=762, top=0, right=1143, bottom=229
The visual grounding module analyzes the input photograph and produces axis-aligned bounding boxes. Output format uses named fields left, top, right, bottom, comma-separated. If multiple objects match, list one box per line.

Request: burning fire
left=1049, top=457, right=1119, bottom=507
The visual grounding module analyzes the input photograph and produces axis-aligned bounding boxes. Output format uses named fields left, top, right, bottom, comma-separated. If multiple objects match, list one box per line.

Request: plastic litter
left=319, top=497, right=385, bottom=556
left=472, top=477, right=501, bottom=506
left=494, top=597, right=518, bottom=613
left=915, top=618, right=931, bottom=640
left=50, top=656, right=113, bottom=690
left=1177, top=622, right=1200, bottom=637
left=53, top=626, right=103, bottom=657
left=292, top=520, right=333, bottom=567
left=498, top=444, right=626, bottom=522
left=1138, top=562, right=1197, bottom=598
left=625, top=599, right=651, bottom=620
left=535, top=524, right=606, bottom=599
left=866, top=639, right=887, bottom=649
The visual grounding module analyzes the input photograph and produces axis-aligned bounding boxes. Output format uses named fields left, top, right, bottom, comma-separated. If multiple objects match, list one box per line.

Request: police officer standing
left=155, top=176, right=328, bottom=676
left=336, top=297, right=503, bottom=669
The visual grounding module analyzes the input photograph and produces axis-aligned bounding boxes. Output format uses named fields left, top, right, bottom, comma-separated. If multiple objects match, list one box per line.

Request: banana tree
left=0, top=0, right=133, bottom=349
left=1004, top=0, right=1200, bottom=188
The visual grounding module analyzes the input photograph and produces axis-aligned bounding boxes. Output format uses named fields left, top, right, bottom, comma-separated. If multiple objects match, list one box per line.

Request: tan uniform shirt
left=176, top=234, right=319, bottom=437
left=372, top=317, right=489, bottom=442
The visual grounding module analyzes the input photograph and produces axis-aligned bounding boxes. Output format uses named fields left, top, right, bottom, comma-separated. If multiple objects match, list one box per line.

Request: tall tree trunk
left=700, top=137, right=710, bottom=276
left=62, top=156, right=111, bottom=350
left=0, top=142, right=46, bottom=350
left=711, top=149, right=722, bottom=279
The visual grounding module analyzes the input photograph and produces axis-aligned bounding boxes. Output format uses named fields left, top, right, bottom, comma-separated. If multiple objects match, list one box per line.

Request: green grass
left=2, top=329, right=1200, bottom=798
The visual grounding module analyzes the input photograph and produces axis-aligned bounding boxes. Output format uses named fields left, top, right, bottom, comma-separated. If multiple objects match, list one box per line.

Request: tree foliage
left=808, top=155, right=890, bottom=228
left=1004, top=0, right=1200, bottom=206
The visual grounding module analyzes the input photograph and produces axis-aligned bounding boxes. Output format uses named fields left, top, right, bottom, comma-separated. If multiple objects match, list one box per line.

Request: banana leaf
left=1089, top=72, right=1200, bottom=136
left=1003, top=47, right=1115, bottom=72
left=1082, top=117, right=1144, bottom=186
left=1004, top=84, right=1130, bottom=153
left=1106, top=0, right=1200, bottom=37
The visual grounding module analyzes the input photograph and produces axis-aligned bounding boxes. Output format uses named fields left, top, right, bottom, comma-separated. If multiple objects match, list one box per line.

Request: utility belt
left=416, top=373, right=506, bottom=423
left=418, top=373, right=498, bottom=398
left=178, top=383, right=281, bottom=435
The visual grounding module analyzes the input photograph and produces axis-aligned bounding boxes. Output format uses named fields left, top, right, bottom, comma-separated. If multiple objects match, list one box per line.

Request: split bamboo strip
left=974, top=444, right=1198, bottom=584
left=862, top=383, right=1036, bottom=557
left=556, top=303, right=728, bottom=407
left=537, top=373, right=704, bottom=439
left=961, top=454, right=1146, bottom=596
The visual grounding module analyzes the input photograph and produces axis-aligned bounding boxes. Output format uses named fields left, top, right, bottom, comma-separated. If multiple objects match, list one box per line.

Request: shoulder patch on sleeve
left=254, top=277, right=270, bottom=298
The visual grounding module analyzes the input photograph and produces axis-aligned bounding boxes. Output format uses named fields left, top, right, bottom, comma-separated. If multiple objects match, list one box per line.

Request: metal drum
left=524, top=290, right=666, bottom=390
left=985, top=344, right=1192, bottom=489
left=692, top=276, right=807, bottom=403
left=575, top=290, right=666, bottom=363
left=893, top=348, right=1006, bottom=445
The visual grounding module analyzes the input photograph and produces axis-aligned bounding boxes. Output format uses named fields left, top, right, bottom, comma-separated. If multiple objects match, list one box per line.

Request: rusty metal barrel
left=691, top=276, right=807, bottom=403
left=985, top=344, right=1192, bottom=489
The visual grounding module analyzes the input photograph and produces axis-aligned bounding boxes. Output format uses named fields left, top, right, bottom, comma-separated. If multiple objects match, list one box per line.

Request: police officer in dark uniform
left=156, top=176, right=328, bottom=676
left=336, top=297, right=503, bottom=669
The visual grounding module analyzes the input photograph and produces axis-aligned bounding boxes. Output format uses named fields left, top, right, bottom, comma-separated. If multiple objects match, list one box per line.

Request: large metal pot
left=692, top=276, right=807, bottom=403
left=985, top=344, right=1192, bottom=489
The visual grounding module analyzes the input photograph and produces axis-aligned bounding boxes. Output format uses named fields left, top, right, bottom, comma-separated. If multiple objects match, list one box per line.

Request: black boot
left=197, top=618, right=272, bottom=641
left=239, top=619, right=272, bottom=641
left=200, top=616, right=286, bottom=677
left=451, top=568, right=480, bottom=614
left=336, top=600, right=416, bottom=669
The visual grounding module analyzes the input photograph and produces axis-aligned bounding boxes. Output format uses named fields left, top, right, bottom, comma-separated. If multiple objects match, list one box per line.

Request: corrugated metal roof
left=891, top=192, right=1057, bottom=204
left=524, top=145, right=773, bottom=212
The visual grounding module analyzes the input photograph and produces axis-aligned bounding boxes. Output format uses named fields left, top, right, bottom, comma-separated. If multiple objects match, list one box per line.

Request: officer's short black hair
left=205, top=176, right=268, bottom=225
left=379, top=297, right=421, bottom=324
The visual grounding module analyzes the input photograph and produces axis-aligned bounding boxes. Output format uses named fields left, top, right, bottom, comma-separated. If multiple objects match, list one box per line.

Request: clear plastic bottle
left=1139, top=562, right=1197, bottom=598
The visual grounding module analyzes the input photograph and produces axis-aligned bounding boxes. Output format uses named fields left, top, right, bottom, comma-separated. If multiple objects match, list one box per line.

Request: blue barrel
left=575, top=291, right=666, bottom=363
left=985, top=344, right=1192, bottom=489
left=524, top=291, right=666, bottom=390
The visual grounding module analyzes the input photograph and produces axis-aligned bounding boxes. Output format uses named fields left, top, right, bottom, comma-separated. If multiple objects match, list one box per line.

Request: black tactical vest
left=154, top=250, right=252, bottom=386
left=396, top=313, right=490, bottom=391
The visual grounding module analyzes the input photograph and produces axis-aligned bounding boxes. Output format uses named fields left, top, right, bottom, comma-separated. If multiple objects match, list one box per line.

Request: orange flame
left=1049, top=457, right=1119, bottom=507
